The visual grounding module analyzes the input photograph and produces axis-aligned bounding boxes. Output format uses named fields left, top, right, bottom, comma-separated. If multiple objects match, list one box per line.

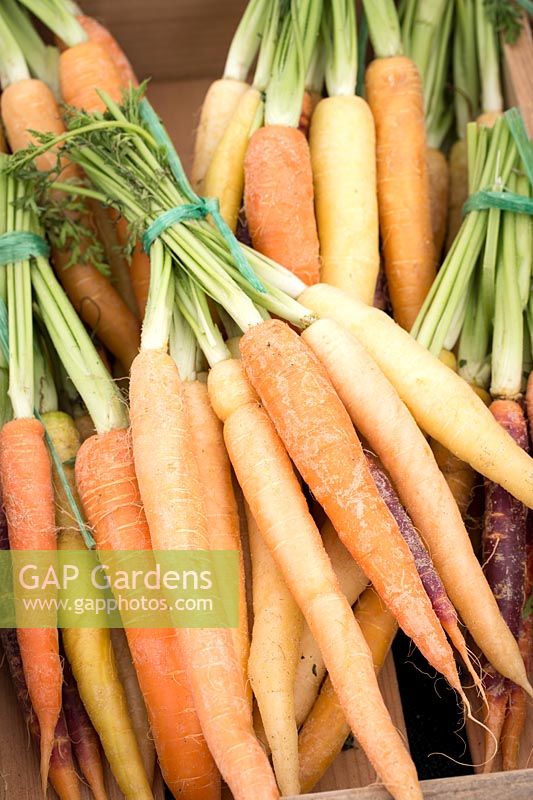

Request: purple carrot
left=0, top=494, right=81, bottom=798
left=62, top=656, right=108, bottom=800
left=481, top=399, right=528, bottom=770
left=1, top=628, right=81, bottom=799
left=365, top=452, right=481, bottom=687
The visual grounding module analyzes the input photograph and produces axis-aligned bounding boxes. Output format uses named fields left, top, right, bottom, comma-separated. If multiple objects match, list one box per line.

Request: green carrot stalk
left=251, top=0, right=282, bottom=91
left=361, top=0, right=402, bottom=58
left=454, top=0, right=480, bottom=138
left=16, top=0, right=87, bottom=48
left=224, top=0, right=271, bottom=82
left=0, top=8, right=30, bottom=89
left=0, top=0, right=59, bottom=95
left=475, top=0, right=503, bottom=115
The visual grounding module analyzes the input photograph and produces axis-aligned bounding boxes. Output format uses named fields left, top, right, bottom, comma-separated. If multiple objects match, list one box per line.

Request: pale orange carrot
left=129, top=349, right=278, bottom=800
left=207, top=358, right=422, bottom=800
left=59, top=40, right=123, bottom=112
left=240, top=320, right=464, bottom=695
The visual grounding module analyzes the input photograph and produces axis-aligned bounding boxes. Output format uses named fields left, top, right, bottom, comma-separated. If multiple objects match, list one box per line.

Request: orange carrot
left=0, top=79, right=141, bottom=368
left=207, top=358, right=422, bottom=800
left=427, top=147, right=449, bottom=259
left=244, top=126, right=320, bottom=285
left=75, top=15, right=139, bottom=87
left=129, top=349, right=279, bottom=800
left=183, top=379, right=250, bottom=705
left=75, top=428, right=220, bottom=800
left=240, top=320, right=464, bottom=695
left=0, top=418, right=61, bottom=790
left=60, top=40, right=123, bottom=113
left=365, top=56, right=436, bottom=329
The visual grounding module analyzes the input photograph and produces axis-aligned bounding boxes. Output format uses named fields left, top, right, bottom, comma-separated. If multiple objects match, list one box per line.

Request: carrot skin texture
left=183, top=380, right=250, bottom=706
left=310, top=95, right=379, bottom=304
left=75, top=428, right=218, bottom=800
left=240, top=320, right=462, bottom=692
left=483, top=400, right=528, bottom=641
left=0, top=418, right=61, bottom=790
left=300, top=285, right=533, bottom=513
left=129, top=349, right=279, bottom=800
left=75, top=15, right=139, bottom=87
left=60, top=40, right=123, bottom=112
left=300, top=311, right=531, bottom=691
left=365, top=56, right=436, bottom=329
left=217, top=394, right=421, bottom=800
left=446, top=139, right=468, bottom=251
left=244, top=126, right=320, bottom=285
left=298, top=587, right=398, bottom=792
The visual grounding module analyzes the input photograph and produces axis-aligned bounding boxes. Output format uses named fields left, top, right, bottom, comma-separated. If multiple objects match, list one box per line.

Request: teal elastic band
left=0, top=232, right=50, bottom=266
left=139, top=98, right=266, bottom=294
left=463, top=189, right=533, bottom=215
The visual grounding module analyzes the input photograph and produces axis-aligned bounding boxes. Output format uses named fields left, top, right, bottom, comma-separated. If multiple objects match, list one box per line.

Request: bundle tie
left=463, top=189, right=533, bottom=216
left=139, top=98, right=266, bottom=294
left=0, top=232, right=49, bottom=266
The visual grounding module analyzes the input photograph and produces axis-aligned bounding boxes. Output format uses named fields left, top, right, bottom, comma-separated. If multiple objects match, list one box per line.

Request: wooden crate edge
left=289, top=768, right=533, bottom=799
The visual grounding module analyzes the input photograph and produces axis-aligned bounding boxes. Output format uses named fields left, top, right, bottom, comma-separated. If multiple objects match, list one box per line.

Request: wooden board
left=288, top=769, right=533, bottom=800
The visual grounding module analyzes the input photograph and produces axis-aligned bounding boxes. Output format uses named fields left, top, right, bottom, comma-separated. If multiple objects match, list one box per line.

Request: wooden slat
left=82, top=0, right=247, bottom=81
left=290, top=769, right=533, bottom=799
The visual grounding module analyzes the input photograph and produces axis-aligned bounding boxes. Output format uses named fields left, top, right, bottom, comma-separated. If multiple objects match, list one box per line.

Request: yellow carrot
left=295, top=519, right=368, bottom=727
left=310, top=96, right=379, bottom=304
left=204, top=87, right=262, bottom=231
left=192, top=79, right=250, bottom=192
left=298, top=587, right=398, bottom=792
left=247, top=503, right=302, bottom=795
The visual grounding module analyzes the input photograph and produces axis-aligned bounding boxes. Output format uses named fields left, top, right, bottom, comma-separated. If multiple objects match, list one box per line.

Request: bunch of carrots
left=0, top=2, right=530, bottom=800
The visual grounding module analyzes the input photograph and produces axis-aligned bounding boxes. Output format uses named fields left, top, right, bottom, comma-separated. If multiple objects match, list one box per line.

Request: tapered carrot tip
left=482, top=687, right=509, bottom=772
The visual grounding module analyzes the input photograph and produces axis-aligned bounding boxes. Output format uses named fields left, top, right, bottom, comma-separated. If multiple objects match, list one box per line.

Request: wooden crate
left=0, top=2, right=532, bottom=799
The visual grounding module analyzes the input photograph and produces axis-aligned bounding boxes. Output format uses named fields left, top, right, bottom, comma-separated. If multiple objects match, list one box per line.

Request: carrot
left=0, top=79, right=141, bottom=368
left=294, top=519, right=368, bottom=728
left=90, top=203, right=140, bottom=317
left=0, top=629, right=81, bottom=800
left=309, top=0, right=379, bottom=304
left=482, top=400, right=529, bottom=767
left=299, top=310, right=532, bottom=691
left=501, top=681, right=528, bottom=771
left=300, top=284, right=533, bottom=514
left=59, top=39, right=123, bottom=112
left=204, top=87, right=262, bottom=232
left=192, top=79, right=249, bottom=192
left=75, top=14, right=139, bottom=87
left=427, top=146, right=449, bottom=259
left=207, top=358, right=422, bottom=800
left=74, top=412, right=95, bottom=443
left=247, top=503, right=302, bottom=795
left=129, top=348, right=278, bottom=800
left=110, top=628, right=155, bottom=784
left=298, top=587, right=398, bottom=792
left=364, top=52, right=436, bottom=328
left=0, top=417, right=61, bottom=790
left=191, top=0, right=268, bottom=191
left=365, top=452, right=480, bottom=688
left=182, top=379, right=250, bottom=705
left=446, top=139, right=468, bottom=251
left=245, top=126, right=320, bottom=286
left=44, top=410, right=154, bottom=799
left=62, top=659, right=107, bottom=800
left=75, top=427, right=219, bottom=800
left=240, top=320, right=464, bottom=694
left=310, top=95, right=378, bottom=303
